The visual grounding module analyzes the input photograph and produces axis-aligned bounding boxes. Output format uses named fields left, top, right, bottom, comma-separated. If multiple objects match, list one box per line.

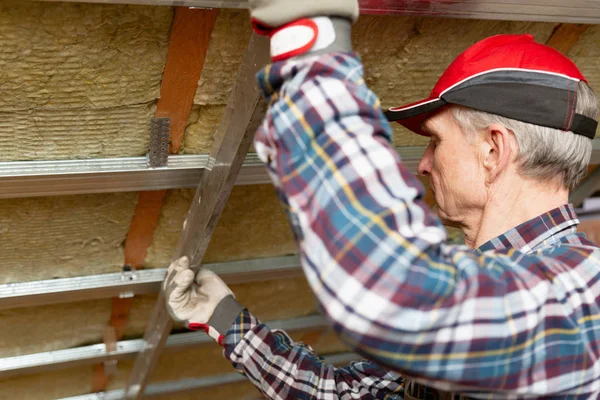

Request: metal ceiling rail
left=33, top=0, right=600, bottom=24
left=0, top=147, right=428, bottom=198
left=8, top=139, right=600, bottom=198
left=59, top=352, right=359, bottom=400
left=0, top=255, right=302, bottom=311
left=0, top=153, right=259, bottom=199
left=0, top=315, right=328, bottom=379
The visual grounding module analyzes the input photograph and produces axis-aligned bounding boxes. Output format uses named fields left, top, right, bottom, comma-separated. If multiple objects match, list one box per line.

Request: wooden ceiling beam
left=545, top=23, right=589, bottom=55
left=91, top=7, right=219, bottom=392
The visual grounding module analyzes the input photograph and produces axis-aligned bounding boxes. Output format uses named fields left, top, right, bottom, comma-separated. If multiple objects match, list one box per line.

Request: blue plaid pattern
left=222, top=53, right=600, bottom=399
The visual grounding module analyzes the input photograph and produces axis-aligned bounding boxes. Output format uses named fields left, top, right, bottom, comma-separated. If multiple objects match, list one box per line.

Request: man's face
left=417, top=109, right=487, bottom=227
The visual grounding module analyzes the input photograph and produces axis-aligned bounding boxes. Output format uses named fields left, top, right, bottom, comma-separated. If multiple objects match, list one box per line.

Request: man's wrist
left=207, top=295, right=245, bottom=336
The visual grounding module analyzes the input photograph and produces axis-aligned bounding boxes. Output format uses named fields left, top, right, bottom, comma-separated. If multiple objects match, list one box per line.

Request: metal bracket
left=149, top=118, right=170, bottom=168
left=102, top=327, right=118, bottom=378
left=119, top=265, right=138, bottom=299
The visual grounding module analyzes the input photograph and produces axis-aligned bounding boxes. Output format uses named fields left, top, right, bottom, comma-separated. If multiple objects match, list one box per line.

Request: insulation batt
left=0, top=1, right=172, bottom=161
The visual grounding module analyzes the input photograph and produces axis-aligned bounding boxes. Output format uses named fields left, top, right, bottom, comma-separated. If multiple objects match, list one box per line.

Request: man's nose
left=418, top=143, right=434, bottom=176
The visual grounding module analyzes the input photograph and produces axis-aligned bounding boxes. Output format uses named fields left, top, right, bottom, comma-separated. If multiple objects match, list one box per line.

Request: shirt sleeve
left=251, top=53, right=599, bottom=395
left=222, top=309, right=405, bottom=399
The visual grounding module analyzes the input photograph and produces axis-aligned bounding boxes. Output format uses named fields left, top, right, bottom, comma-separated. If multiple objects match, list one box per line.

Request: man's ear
left=482, top=123, right=513, bottom=183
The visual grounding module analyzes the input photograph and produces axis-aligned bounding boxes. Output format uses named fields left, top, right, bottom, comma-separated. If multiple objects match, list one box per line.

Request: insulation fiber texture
left=145, top=184, right=297, bottom=268
left=0, top=193, right=137, bottom=285
left=183, top=14, right=556, bottom=153
left=0, top=366, right=94, bottom=400
left=569, top=25, right=600, bottom=138
left=0, top=276, right=347, bottom=399
left=0, top=1, right=173, bottom=161
left=0, top=274, right=319, bottom=358
left=0, top=298, right=113, bottom=358
left=0, top=324, right=347, bottom=400
left=183, top=10, right=251, bottom=154
left=110, top=327, right=348, bottom=390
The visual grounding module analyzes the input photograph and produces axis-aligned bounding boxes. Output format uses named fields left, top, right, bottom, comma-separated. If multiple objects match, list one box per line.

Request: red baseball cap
left=385, top=34, right=598, bottom=139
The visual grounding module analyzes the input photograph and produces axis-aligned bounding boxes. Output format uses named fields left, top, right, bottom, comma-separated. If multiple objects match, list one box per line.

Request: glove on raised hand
left=249, top=0, right=359, bottom=61
left=163, top=257, right=243, bottom=345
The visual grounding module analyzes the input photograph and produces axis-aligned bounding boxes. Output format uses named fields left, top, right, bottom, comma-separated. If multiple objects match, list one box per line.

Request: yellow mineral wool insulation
left=111, top=346, right=243, bottom=389
left=0, top=276, right=316, bottom=358
left=0, top=366, right=94, bottom=400
left=0, top=1, right=172, bottom=111
left=0, top=104, right=154, bottom=161
left=194, top=10, right=252, bottom=106
left=568, top=25, right=600, bottom=138
left=0, top=298, right=112, bottom=358
left=145, top=185, right=297, bottom=269
left=184, top=15, right=558, bottom=154
left=0, top=193, right=138, bottom=285
left=352, top=16, right=557, bottom=147
left=182, top=104, right=225, bottom=154
left=111, top=330, right=349, bottom=390
left=0, top=1, right=172, bottom=161
left=0, top=327, right=349, bottom=400
left=125, top=276, right=318, bottom=338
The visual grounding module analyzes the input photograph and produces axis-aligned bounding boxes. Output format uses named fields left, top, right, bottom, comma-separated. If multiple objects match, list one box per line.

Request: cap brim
left=384, top=97, right=447, bottom=136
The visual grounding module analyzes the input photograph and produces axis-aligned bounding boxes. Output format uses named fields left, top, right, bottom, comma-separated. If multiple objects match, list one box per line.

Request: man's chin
left=433, top=206, right=461, bottom=228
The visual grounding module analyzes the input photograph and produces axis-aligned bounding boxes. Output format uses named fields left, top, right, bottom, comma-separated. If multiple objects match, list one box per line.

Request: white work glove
left=249, top=0, right=358, bottom=62
left=163, top=257, right=244, bottom=345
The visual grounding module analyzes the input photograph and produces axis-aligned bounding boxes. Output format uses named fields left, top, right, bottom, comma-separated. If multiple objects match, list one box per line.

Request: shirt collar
left=476, top=204, right=580, bottom=253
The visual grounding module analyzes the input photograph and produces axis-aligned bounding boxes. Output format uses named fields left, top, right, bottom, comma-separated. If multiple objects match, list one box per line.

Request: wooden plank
left=156, top=7, right=219, bottom=154
left=545, top=23, right=589, bottom=55
left=124, top=190, right=169, bottom=269
left=92, top=7, right=219, bottom=393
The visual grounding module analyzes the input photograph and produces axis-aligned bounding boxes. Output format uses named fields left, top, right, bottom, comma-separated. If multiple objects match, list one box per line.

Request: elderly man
left=164, top=0, right=600, bottom=398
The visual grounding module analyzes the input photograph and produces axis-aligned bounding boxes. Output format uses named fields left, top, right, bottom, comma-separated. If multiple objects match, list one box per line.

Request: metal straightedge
left=32, top=0, right=600, bottom=25
left=0, top=255, right=302, bottom=311
left=0, top=315, right=329, bottom=379
left=123, top=34, right=271, bottom=399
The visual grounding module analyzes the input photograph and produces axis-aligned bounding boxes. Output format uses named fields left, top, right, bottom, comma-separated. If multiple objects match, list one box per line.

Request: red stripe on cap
left=430, top=34, right=587, bottom=99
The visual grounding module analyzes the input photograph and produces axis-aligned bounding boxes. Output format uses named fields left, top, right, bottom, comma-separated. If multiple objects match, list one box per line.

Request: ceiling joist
left=93, top=7, right=220, bottom=392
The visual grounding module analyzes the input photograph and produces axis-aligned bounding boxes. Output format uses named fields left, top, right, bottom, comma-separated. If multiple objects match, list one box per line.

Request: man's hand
left=163, top=257, right=243, bottom=345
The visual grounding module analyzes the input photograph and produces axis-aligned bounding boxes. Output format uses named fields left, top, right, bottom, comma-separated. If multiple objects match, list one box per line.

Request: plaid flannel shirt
left=223, top=52, right=600, bottom=399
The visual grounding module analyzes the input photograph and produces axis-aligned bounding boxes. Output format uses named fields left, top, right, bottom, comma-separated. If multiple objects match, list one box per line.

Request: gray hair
left=451, top=81, right=599, bottom=189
